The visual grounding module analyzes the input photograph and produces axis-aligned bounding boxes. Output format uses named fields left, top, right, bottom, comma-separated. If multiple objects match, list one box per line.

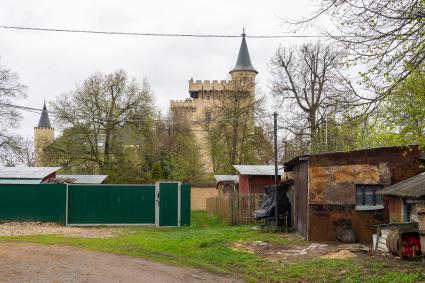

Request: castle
left=33, top=33, right=257, bottom=172
left=170, top=33, right=258, bottom=172
left=34, top=102, right=54, bottom=166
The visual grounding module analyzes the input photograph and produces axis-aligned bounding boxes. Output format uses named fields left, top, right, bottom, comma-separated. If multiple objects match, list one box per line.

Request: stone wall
left=34, top=127, right=54, bottom=166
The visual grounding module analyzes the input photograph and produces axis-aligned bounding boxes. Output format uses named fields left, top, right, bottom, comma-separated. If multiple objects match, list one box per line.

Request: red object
left=239, top=175, right=281, bottom=194
left=401, top=234, right=421, bottom=258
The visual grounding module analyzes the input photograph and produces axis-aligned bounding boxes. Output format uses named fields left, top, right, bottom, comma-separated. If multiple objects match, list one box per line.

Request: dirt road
left=0, top=243, right=243, bottom=283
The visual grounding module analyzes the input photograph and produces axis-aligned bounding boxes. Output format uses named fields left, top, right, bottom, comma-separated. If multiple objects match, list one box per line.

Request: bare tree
left=270, top=42, right=357, bottom=152
left=0, top=61, right=27, bottom=165
left=12, top=137, right=35, bottom=166
left=285, top=0, right=425, bottom=98
left=203, top=75, right=268, bottom=173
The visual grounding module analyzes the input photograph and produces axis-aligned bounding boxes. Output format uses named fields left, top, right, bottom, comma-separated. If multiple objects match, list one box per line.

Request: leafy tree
left=50, top=70, right=155, bottom=175
left=166, top=108, right=208, bottom=183
left=47, top=70, right=208, bottom=184
left=383, top=68, right=425, bottom=145
left=150, top=161, right=164, bottom=181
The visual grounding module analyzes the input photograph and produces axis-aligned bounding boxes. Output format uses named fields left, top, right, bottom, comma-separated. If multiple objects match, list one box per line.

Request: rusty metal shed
left=380, top=172, right=425, bottom=224
left=284, top=145, right=425, bottom=243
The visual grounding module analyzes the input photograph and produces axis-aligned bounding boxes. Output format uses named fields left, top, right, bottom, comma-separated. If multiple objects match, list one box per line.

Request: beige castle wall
left=34, top=127, right=54, bottom=166
left=171, top=71, right=257, bottom=173
left=171, top=98, right=217, bottom=172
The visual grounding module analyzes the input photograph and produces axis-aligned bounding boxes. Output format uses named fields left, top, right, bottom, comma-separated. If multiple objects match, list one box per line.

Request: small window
left=355, top=184, right=384, bottom=210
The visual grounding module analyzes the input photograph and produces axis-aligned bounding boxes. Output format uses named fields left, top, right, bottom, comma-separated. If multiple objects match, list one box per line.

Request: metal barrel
left=386, top=229, right=400, bottom=255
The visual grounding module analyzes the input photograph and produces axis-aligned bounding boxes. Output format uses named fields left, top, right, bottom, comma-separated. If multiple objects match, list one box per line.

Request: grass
left=0, top=211, right=423, bottom=282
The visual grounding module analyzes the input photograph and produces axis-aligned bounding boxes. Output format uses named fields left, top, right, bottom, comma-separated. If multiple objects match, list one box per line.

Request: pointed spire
left=37, top=101, right=52, bottom=128
left=230, top=30, right=258, bottom=74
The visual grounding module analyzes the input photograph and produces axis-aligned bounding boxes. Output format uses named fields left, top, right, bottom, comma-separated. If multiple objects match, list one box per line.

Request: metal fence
left=0, top=182, right=190, bottom=227
left=206, top=193, right=265, bottom=225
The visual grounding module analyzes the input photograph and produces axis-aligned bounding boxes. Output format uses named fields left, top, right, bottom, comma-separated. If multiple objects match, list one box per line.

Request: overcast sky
left=0, top=0, right=323, bottom=138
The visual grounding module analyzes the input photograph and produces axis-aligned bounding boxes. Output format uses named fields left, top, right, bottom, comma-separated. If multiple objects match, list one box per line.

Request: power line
left=0, top=25, right=339, bottom=38
left=0, top=102, right=272, bottom=126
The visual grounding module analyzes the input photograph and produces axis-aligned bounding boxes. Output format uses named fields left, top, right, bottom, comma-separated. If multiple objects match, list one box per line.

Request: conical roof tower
left=37, top=101, right=52, bottom=128
left=230, top=31, right=258, bottom=74
left=34, top=101, right=54, bottom=166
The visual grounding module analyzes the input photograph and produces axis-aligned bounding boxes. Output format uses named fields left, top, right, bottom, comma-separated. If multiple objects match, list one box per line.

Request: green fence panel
left=0, top=184, right=66, bottom=224
left=68, top=185, right=155, bottom=224
left=180, top=183, right=191, bottom=226
left=159, top=182, right=179, bottom=226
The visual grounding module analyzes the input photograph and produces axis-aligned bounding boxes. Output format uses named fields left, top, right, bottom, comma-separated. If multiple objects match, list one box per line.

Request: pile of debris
left=232, top=240, right=370, bottom=261
left=43, top=177, right=77, bottom=184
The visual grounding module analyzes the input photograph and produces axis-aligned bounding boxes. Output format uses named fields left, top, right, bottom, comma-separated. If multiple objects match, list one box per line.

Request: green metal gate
left=156, top=182, right=179, bottom=226
left=154, top=182, right=191, bottom=227
left=67, top=185, right=156, bottom=225
left=180, top=183, right=191, bottom=226
left=0, top=182, right=190, bottom=227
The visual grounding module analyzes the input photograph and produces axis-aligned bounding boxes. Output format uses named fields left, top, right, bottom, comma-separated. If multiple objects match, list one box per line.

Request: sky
left=0, top=0, right=322, bottom=138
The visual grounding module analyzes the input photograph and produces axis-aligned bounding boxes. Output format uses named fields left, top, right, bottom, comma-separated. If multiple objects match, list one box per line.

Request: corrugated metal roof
left=284, top=145, right=420, bottom=169
left=57, top=175, right=108, bottom=184
left=0, top=179, right=42, bottom=184
left=0, top=167, right=61, bottom=179
left=214, top=175, right=239, bottom=183
left=379, top=172, right=425, bottom=198
left=233, top=165, right=284, bottom=176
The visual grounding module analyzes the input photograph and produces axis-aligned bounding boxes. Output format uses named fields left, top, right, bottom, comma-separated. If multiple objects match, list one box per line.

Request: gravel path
left=0, top=222, right=116, bottom=237
left=0, top=243, right=243, bottom=283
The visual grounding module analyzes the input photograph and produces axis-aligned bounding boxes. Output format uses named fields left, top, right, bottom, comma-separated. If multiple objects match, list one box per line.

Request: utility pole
left=273, top=112, right=279, bottom=226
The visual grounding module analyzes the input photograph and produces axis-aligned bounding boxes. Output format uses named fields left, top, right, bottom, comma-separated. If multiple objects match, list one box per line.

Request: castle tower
left=170, top=32, right=257, bottom=173
left=229, top=31, right=258, bottom=82
left=229, top=31, right=258, bottom=131
left=34, top=102, right=54, bottom=166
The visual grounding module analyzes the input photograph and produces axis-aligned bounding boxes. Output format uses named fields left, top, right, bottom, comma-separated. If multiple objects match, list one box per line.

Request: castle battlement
left=189, top=78, right=230, bottom=92
left=170, top=99, right=196, bottom=108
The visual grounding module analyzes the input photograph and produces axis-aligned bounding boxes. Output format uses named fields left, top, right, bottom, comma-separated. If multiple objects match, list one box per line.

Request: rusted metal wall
left=293, top=161, right=309, bottom=239
left=307, top=146, right=424, bottom=243
left=388, top=197, right=403, bottom=223
left=308, top=204, right=388, bottom=243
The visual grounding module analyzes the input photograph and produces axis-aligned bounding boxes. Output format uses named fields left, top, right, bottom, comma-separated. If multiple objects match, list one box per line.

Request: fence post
left=178, top=182, right=181, bottom=227
left=155, top=182, right=159, bottom=227
left=65, top=184, right=68, bottom=227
